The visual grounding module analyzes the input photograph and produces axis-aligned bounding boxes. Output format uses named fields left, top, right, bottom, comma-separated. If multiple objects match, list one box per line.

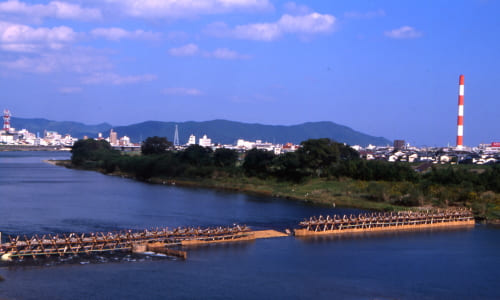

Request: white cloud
left=105, top=0, right=273, bottom=19
left=210, top=48, right=248, bottom=59
left=91, top=27, right=161, bottom=41
left=385, top=26, right=422, bottom=39
left=279, top=13, right=335, bottom=34
left=59, top=86, right=82, bottom=94
left=0, top=21, right=76, bottom=52
left=163, top=87, right=202, bottom=96
left=166, top=31, right=189, bottom=42
left=283, top=2, right=311, bottom=15
left=168, top=43, right=250, bottom=60
left=344, top=9, right=385, bottom=19
left=168, top=43, right=199, bottom=56
left=0, top=49, right=112, bottom=73
left=0, top=0, right=101, bottom=22
left=205, top=12, right=335, bottom=41
left=231, top=22, right=281, bottom=41
left=81, top=73, right=157, bottom=85
left=1, top=46, right=156, bottom=86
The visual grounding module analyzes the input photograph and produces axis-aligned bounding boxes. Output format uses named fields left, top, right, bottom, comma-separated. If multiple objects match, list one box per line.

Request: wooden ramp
left=180, top=229, right=288, bottom=246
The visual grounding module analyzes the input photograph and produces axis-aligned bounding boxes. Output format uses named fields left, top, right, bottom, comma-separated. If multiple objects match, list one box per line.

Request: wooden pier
left=294, top=208, right=475, bottom=236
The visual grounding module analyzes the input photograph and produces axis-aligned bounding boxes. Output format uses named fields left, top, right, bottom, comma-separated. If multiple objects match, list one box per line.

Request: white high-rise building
left=187, top=134, right=196, bottom=145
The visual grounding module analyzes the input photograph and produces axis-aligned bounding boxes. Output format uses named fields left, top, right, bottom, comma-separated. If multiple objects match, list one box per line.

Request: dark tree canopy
left=297, top=138, right=359, bottom=176
left=243, top=149, right=275, bottom=178
left=214, top=148, right=238, bottom=168
left=141, top=136, right=173, bottom=155
left=71, top=139, right=114, bottom=165
left=181, top=144, right=213, bottom=166
left=272, top=151, right=308, bottom=182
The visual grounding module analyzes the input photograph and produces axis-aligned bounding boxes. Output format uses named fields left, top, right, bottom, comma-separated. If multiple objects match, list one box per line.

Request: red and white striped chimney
left=3, top=109, right=11, bottom=132
left=456, top=75, right=464, bottom=149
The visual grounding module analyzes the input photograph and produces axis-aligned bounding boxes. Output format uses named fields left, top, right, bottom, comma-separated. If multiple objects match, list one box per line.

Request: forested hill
left=11, top=117, right=112, bottom=138
left=114, top=120, right=390, bottom=146
left=10, top=118, right=391, bottom=146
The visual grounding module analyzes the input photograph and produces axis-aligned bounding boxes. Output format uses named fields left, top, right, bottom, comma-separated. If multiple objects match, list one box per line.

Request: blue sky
left=0, top=0, right=498, bottom=146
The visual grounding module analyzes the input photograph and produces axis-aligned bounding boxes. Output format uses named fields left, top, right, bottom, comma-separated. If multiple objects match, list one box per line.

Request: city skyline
left=0, top=0, right=499, bottom=146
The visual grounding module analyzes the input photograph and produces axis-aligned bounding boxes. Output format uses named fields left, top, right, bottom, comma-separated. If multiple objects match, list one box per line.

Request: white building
left=236, top=139, right=256, bottom=150
left=119, top=136, right=131, bottom=146
left=255, top=140, right=274, bottom=151
left=0, top=134, right=14, bottom=144
left=199, top=134, right=212, bottom=147
left=187, top=134, right=196, bottom=145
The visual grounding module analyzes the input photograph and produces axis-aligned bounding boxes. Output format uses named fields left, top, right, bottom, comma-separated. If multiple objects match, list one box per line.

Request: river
left=0, top=152, right=499, bottom=299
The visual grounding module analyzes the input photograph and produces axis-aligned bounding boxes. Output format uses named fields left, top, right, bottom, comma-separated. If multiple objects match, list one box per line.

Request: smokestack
left=3, top=109, right=11, bottom=132
left=456, top=75, right=464, bottom=150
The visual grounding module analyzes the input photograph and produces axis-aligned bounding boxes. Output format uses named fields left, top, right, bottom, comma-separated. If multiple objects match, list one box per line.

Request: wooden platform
left=252, top=230, right=288, bottom=239
left=180, top=230, right=288, bottom=246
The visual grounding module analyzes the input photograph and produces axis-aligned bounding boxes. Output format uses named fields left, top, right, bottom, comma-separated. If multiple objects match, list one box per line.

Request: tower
left=109, top=129, right=118, bottom=145
left=173, top=124, right=179, bottom=147
left=3, top=109, right=11, bottom=132
left=456, top=75, right=464, bottom=150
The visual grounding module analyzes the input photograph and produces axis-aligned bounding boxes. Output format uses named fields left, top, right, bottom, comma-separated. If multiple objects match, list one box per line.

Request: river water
left=0, top=152, right=499, bottom=299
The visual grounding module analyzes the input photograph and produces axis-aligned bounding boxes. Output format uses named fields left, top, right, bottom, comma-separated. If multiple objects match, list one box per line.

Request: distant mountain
left=11, top=117, right=112, bottom=138
left=9, top=117, right=390, bottom=146
left=114, top=120, right=391, bottom=146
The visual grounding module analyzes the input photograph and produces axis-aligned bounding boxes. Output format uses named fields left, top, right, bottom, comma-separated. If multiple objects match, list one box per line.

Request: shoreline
left=0, top=145, right=71, bottom=152
left=49, top=159, right=402, bottom=211
left=46, top=159, right=498, bottom=223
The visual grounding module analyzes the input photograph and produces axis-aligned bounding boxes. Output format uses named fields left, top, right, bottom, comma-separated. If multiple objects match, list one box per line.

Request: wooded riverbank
left=50, top=158, right=500, bottom=223
left=59, top=138, right=500, bottom=222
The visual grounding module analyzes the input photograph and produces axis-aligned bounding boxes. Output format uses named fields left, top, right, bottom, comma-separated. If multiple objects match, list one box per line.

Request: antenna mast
left=174, top=124, right=180, bottom=147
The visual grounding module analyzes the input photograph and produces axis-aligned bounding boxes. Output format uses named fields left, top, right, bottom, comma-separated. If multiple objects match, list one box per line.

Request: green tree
left=272, top=152, right=308, bottom=182
left=214, top=148, right=238, bottom=168
left=297, top=138, right=359, bottom=177
left=71, top=139, right=114, bottom=166
left=180, top=144, right=213, bottom=166
left=141, top=136, right=173, bottom=155
left=243, top=149, right=275, bottom=178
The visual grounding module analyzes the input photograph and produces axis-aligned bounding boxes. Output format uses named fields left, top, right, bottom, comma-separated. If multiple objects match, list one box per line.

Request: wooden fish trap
left=0, top=225, right=251, bottom=261
left=294, top=208, right=475, bottom=236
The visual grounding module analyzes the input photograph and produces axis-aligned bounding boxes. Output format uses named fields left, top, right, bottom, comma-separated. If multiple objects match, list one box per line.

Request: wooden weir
left=0, top=225, right=251, bottom=261
left=294, top=208, right=475, bottom=236
left=0, top=209, right=477, bottom=262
